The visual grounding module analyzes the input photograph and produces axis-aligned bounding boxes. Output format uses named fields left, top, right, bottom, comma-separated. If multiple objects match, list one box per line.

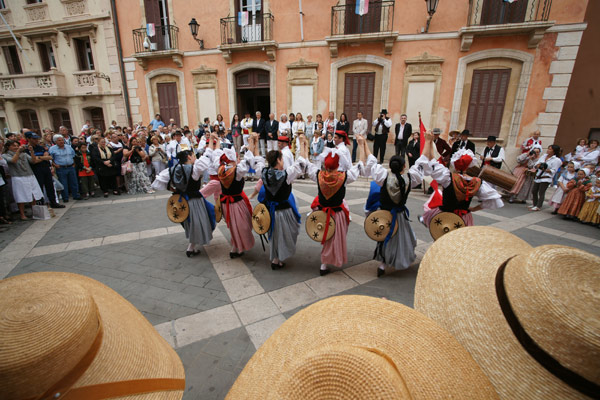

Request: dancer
left=218, top=133, right=261, bottom=258
left=304, top=136, right=364, bottom=276
left=360, top=136, right=418, bottom=277
left=199, top=134, right=225, bottom=203
left=152, top=148, right=216, bottom=257
left=412, top=132, right=503, bottom=228
left=254, top=147, right=306, bottom=270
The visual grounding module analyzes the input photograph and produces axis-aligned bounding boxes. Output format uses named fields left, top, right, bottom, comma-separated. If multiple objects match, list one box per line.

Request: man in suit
left=252, top=111, right=267, bottom=156
left=432, top=128, right=452, bottom=166
left=394, top=114, right=412, bottom=157
left=451, top=129, right=476, bottom=155
left=265, top=113, right=279, bottom=152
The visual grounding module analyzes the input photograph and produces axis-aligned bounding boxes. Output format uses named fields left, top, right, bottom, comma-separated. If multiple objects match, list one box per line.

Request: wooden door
left=157, top=82, right=180, bottom=126
left=481, top=0, right=527, bottom=25
left=89, top=108, right=106, bottom=132
left=345, top=1, right=382, bottom=34
left=344, top=72, right=375, bottom=130
left=17, top=109, right=41, bottom=133
left=465, top=69, right=511, bottom=138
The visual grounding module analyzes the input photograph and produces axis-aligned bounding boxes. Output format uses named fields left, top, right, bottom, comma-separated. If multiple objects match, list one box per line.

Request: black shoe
left=551, top=210, right=558, bottom=215
left=377, top=268, right=385, bottom=278
left=271, top=262, right=284, bottom=270
left=50, top=204, right=66, bottom=209
left=74, top=197, right=82, bottom=201
left=320, top=268, right=331, bottom=277
left=230, top=252, right=244, bottom=259
left=186, top=250, right=193, bottom=258
left=63, top=199, right=69, bottom=203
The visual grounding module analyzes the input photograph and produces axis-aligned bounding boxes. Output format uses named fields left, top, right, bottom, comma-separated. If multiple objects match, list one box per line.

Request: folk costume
left=480, top=137, right=505, bottom=169
left=364, top=155, right=418, bottom=274
left=152, top=152, right=216, bottom=255
left=410, top=149, right=503, bottom=227
left=306, top=148, right=363, bottom=275
left=199, top=144, right=224, bottom=203
left=254, top=156, right=305, bottom=268
left=577, top=185, right=600, bottom=225
left=521, top=136, right=542, bottom=154
left=549, top=170, right=575, bottom=211
left=558, top=175, right=591, bottom=218
left=218, top=148, right=257, bottom=257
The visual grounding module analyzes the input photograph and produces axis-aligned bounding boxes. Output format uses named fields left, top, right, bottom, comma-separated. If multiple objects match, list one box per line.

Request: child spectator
left=75, top=142, right=95, bottom=200
left=550, top=162, right=575, bottom=214
left=577, top=179, right=600, bottom=226
left=557, top=169, right=591, bottom=220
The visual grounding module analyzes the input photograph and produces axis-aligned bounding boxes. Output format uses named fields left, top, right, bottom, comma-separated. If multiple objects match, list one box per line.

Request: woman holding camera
left=529, top=144, right=562, bottom=211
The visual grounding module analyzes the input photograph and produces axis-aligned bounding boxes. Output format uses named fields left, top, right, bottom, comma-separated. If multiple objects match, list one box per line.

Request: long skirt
left=127, top=163, right=153, bottom=194
left=509, top=165, right=528, bottom=195
left=423, top=207, right=474, bottom=227
left=321, top=210, right=349, bottom=267
left=270, top=208, right=300, bottom=262
left=183, top=197, right=214, bottom=246
left=548, top=186, right=567, bottom=209
left=577, top=201, right=600, bottom=224
left=558, top=190, right=585, bottom=216
left=515, top=175, right=535, bottom=202
left=223, top=200, right=254, bottom=252
left=11, top=175, right=43, bottom=203
left=375, top=215, right=417, bottom=270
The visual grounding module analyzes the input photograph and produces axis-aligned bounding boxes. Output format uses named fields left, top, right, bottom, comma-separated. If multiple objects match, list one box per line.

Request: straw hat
left=252, top=203, right=270, bottom=235
left=305, top=210, right=335, bottom=242
left=414, top=226, right=600, bottom=399
left=0, top=272, right=185, bottom=400
left=226, top=295, right=498, bottom=399
left=166, top=194, right=189, bottom=223
left=364, top=210, right=397, bottom=241
left=428, top=211, right=465, bottom=241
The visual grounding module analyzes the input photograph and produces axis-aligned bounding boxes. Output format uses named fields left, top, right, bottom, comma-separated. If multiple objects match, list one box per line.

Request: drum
left=252, top=203, right=270, bottom=235
left=465, top=166, right=481, bottom=177
left=478, top=166, right=517, bottom=191
left=364, top=210, right=398, bottom=242
left=166, top=194, right=189, bottom=223
left=306, top=210, right=335, bottom=242
left=429, top=212, right=465, bottom=241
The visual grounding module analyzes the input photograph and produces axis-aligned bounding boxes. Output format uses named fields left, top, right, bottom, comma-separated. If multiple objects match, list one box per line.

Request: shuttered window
left=344, top=72, right=375, bottom=132
left=3, top=45, right=22, bottom=75
left=38, top=42, right=56, bottom=72
left=74, top=37, right=94, bottom=71
left=465, top=69, right=511, bottom=138
left=481, top=0, right=527, bottom=25
left=17, top=109, right=41, bottom=133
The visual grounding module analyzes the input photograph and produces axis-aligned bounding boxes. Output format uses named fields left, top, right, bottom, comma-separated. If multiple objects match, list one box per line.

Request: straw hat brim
left=226, top=295, right=498, bottom=399
left=0, top=272, right=184, bottom=400
left=414, top=226, right=590, bottom=399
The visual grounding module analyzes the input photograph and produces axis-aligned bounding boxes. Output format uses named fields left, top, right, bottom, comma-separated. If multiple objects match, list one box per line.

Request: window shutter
left=465, top=69, right=511, bottom=137
left=38, top=43, right=51, bottom=72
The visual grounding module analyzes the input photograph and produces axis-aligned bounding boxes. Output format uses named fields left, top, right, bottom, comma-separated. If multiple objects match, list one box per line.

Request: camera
left=529, top=150, right=536, bottom=156
left=537, top=162, right=548, bottom=170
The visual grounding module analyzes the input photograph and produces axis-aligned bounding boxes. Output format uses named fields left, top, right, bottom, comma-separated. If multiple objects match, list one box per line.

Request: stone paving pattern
left=1, top=180, right=599, bottom=399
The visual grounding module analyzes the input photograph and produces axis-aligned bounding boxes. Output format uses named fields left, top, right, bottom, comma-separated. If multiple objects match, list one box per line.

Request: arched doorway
left=49, top=108, right=72, bottom=134
left=17, top=109, right=41, bottom=133
left=235, top=68, right=270, bottom=117
left=83, top=107, right=106, bottom=132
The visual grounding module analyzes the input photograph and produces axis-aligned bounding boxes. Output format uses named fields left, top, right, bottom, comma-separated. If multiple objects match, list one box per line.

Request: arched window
left=49, top=108, right=72, bottom=134
left=17, top=109, right=40, bottom=133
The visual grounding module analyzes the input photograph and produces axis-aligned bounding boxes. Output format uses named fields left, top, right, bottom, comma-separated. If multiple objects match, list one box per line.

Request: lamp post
left=424, top=0, right=439, bottom=33
left=188, top=18, right=204, bottom=49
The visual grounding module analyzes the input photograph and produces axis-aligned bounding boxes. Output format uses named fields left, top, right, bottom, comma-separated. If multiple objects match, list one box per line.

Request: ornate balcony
left=0, top=70, right=67, bottom=98
left=326, top=0, right=398, bottom=57
left=72, top=70, right=110, bottom=96
left=218, top=13, right=277, bottom=63
left=132, top=24, right=183, bottom=70
left=23, top=2, right=49, bottom=23
left=460, top=0, right=554, bottom=51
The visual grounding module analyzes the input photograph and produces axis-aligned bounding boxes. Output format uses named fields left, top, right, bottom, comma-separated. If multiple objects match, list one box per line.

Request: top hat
left=460, top=129, right=470, bottom=136
left=486, top=135, right=497, bottom=142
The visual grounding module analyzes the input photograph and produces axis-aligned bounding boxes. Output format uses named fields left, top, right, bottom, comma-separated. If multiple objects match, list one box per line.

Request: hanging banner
left=146, top=23, right=155, bottom=37
left=238, top=11, right=249, bottom=26
left=355, top=0, right=369, bottom=16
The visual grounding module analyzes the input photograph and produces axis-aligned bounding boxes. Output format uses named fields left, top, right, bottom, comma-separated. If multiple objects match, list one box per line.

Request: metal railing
left=133, top=24, right=179, bottom=53
left=220, top=13, right=274, bottom=45
left=331, top=1, right=395, bottom=36
left=467, top=0, right=552, bottom=26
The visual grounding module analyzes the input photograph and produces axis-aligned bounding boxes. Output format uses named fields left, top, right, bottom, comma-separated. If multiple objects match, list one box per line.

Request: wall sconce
left=424, top=0, right=439, bottom=33
left=188, top=18, right=204, bottom=50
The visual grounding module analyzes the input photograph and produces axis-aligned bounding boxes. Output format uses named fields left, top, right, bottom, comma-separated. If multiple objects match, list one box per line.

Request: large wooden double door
left=343, top=72, right=375, bottom=129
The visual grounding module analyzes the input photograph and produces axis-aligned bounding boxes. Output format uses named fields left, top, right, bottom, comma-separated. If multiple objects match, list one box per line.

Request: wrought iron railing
left=133, top=24, right=179, bottom=53
left=220, top=13, right=274, bottom=45
left=467, top=0, right=552, bottom=26
left=331, top=1, right=395, bottom=36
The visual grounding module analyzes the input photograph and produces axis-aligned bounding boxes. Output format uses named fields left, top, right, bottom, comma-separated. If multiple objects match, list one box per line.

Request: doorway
left=144, top=0, right=171, bottom=50
left=157, top=82, right=181, bottom=126
left=235, top=69, right=270, bottom=118
left=235, top=0, right=263, bottom=43
left=343, top=72, right=375, bottom=128
left=49, top=108, right=72, bottom=134
left=85, top=107, right=106, bottom=132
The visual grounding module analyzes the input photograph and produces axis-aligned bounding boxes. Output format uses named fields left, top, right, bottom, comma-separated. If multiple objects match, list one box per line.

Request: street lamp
left=188, top=18, right=204, bottom=49
left=424, top=0, right=439, bottom=33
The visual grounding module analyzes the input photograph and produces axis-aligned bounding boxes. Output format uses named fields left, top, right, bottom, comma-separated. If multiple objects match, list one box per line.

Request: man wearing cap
left=372, top=109, right=392, bottom=163
left=480, top=135, right=505, bottom=169
left=49, top=135, right=81, bottom=202
left=25, top=132, right=63, bottom=208
left=394, top=113, right=412, bottom=158
left=277, top=135, right=294, bottom=170
left=252, top=111, right=267, bottom=157
left=451, top=129, right=476, bottom=156
left=521, top=130, right=542, bottom=154
left=166, top=130, right=191, bottom=167
left=432, top=128, right=452, bottom=166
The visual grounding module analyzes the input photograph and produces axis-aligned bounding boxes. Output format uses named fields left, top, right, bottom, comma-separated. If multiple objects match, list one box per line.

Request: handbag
left=121, top=152, right=133, bottom=175
left=367, top=133, right=375, bottom=141
left=32, top=205, right=51, bottom=220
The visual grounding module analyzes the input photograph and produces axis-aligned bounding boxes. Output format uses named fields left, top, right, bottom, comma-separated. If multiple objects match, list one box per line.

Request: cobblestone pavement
left=1, top=180, right=599, bottom=399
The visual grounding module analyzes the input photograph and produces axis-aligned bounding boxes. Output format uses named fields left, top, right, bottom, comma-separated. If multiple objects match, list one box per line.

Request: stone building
left=0, top=0, right=127, bottom=134
left=116, top=0, right=589, bottom=163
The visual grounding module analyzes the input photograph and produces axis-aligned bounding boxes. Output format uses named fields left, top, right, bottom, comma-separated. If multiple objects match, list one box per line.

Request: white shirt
left=372, top=118, right=392, bottom=135
left=241, top=118, right=253, bottom=133
left=322, top=118, right=338, bottom=134
left=166, top=137, right=191, bottom=159
left=292, top=121, right=306, bottom=136
left=534, top=154, right=562, bottom=183
left=483, top=145, right=505, bottom=164
left=397, top=123, right=408, bottom=140
left=281, top=145, right=294, bottom=169
left=352, top=118, right=368, bottom=138
left=335, top=142, right=352, bottom=172
left=278, top=121, right=291, bottom=136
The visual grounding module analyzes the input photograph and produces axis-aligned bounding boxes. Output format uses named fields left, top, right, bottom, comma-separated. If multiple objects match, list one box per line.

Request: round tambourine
left=429, top=212, right=465, bottom=241
left=166, top=194, right=189, bottom=223
left=215, top=198, right=222, bottom=223
left=252, top=203, right=271, bottom=235
left=364, top=210, right=398, bottom=242
left=305, top=210, right=336, bottom=242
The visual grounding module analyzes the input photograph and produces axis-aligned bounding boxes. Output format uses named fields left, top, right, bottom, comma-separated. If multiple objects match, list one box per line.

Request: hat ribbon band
left=495, top=257, right=600, bottom=398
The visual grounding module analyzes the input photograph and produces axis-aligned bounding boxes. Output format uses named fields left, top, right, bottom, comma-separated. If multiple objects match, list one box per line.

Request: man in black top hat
left=480, top=135, right=504, bottom=169
left=25, top=132, right=64, bottom=208
left=451, top=129, right=476, bottom=156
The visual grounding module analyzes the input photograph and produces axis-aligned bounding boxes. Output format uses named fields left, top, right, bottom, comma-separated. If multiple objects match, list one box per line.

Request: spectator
left=43, top=132, right=54, bottom=147
left=213, top=114, right=226, bottom=136
left=0, top=150, right=8, bottom=224
left=59, top=126, right=72, bottom=145
left=81, top=120, right=90, bottom=134
left=352, top=112, right=367, bottom=163
left=310, top=130, right=324, bottom=163
left=573, top=139, right=599, bottom=167
left=336, top=113, right=349, bottom=137
left=529, top=145, right=562, bottom=211
left=253, top=111, right=267, bottom=156
left=2, top=140, right=43, bottom=220
left=558, top=169, right=591, bottom=219
left=149, top=135, right=167, bottom=177
left=168, top=118, right=176, bottom=129
left=26, top=132, right=62, bottom=208
left=123, top=137, right=154, bottom=195
left=509, top=147, right=541, bottom=203
left=241, top=112, right=253, bottom=147
left=231, top=114, right=242, bottom=152
left=278, top=114, right=291, bottom=138
left=394, top=114, right=412, bottom=157
left=288, top=113, right=295, bottom=124
left=92, top=138, right=119, bottom=197
left=305, top=114, right=314, bottom=142
left=292, top=113, right=305, bottom=156
left=323, top=111, right=337, bottom=135
left=71, top=136, right=80, bottom=151
left=149, top=114, right=165, bottom=131
left=325, top=132, right=335, bottom=148
left=550, top=162, right=576, bottom=214
left=108, top=133, right=125, bottom=191
left=521, top=130, right=542, bottom=154
left=49, top=135, right=80, bottom=202
left=75, top=142, right=95, bottom=199
left=577, top=179, right=600, bottom=225
left=372, top=110, right=392, bottom=164
left=406, top=132, right=421, bottom=168
left=265, top=113, right=279, bottom=152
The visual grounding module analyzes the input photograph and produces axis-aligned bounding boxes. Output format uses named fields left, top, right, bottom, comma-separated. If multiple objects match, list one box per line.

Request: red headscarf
left=324, top=153, right=340, bottom=171
left=453, top=154, right=473, bottom=173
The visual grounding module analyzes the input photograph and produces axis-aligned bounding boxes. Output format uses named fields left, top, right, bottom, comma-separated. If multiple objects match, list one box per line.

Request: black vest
left=185, top=176, right=203, bottom=199
left=482, top=145, right=502, bottom=169
left=317, top=171, right=346, bottom=208
left=380, top=175, right=410, bottom=211
left=220, top=169, right=245, bottom=202
left=263, top=169, right=292, bottom=209
left=440, top=182, right=474, bottom=212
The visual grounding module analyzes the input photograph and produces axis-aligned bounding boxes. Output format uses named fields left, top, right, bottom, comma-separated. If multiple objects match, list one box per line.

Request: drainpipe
left=299, top=0, right=304, bottom=41
left=110, top=0, right=133, bottom=127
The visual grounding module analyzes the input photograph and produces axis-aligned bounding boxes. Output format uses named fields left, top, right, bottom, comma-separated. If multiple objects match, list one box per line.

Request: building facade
left=0, top=0, right=127, bottom=134
left=116, top=0, right=588, bottom=163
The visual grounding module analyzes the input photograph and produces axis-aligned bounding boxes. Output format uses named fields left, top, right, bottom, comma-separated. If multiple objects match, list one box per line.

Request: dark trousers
left=373, top=134, right=387, bottom=163
left=531, top=181, right=550, bottom=208
left=0, top=185, right=7, bottom=217
left=98, top=174, right=117, bottom=193
left=33, top=167, right=57, bottom=205
left=79, top=175, right=96, bottom=196
left=56, top=166, right=80, bottom=201
left=395, top=141, right=406, bottom=157
left=351, top=139, right=359, bottom=163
